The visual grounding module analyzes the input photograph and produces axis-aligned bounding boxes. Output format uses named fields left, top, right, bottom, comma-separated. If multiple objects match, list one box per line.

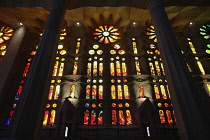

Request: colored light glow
left=93, top=25, right=120, bottom=44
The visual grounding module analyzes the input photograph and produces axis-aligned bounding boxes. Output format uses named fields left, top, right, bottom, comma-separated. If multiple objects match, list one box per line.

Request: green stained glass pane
left=204, top=36, right=209, bottom=39
left=206, top=49, right=210, bottom=54
left=207, top=44, right=210, bottom=49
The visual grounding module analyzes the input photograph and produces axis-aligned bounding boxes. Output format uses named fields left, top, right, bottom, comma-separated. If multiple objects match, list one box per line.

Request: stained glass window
left=200, top=24, right=210, bottom=55
left=93, top=25, right=120, bottom=44
left=146, top=25, right=157, bottom=42
left=139, top=84, right=144, bottom=98
left=70, top=84, right=76, bottom=98
left=0, top=26, right=13, bottom=61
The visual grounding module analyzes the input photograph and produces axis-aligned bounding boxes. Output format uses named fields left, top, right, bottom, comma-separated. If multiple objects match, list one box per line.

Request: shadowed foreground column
left=6, top=0, right=67, bottom=139
left=146, top=0, right=210, bottom=139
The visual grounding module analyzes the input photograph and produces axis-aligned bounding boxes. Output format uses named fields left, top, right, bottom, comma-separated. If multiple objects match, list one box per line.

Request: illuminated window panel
left=75, top=39, right=80, bottom=54
left=186, top=63, right=192, bottom=72
left=122, top=62, right=127, bottom=76
left=154, top=85, right=160, bottom=99
left=84, top=110, right=89, bottom=125
left=200, top=24, right=210, bottom=55
left=207, top=84, right=210, bottom=93
left=92, top=85, right=97, bottom=99
left=139, top=84, right=144, bottom=98
left=111, top=85, right=116, bottom=99
left=117, top=85, right=123, bottom=99
left=132, top=41, right=138, bottom=54
left=98, top=110, right=103, bottom=125
left=110, top=63, right=115, bottom=76
left=125, top=110, right=132, bottom=125
left=160, top=85, right=167, bottom=99
left=49, top=110, right=56, bottom=124
left=86, top=85, right=91, bottom=99
left=22, top=63, right=31, bottom=77
left=146, top=25, right=157, bottom=42
left=93, top=61, right=97, bottom=76
left=73, top=61, right=78, bottom=75
left=124, top=85, right=130, bottom=99
left=160, top=63, right=165, bottom=75
left=43, top=110, right=49, bottom=125
left=119, top=110, right=125, bottom=125
left=135, top=61, right=141, bottom=75
left=187, top=39, right=197, bottom=54
left=195, top=57, right=205, bottom=75
left=166, top=110, right=173, bottom=124
left=87, top=63, right=92, bottom=76
left=159, top=110, right=166, bottom=124
left=91, top=110, right=97, bottom=125
left=112, top=110, right=117, bottom=125
left=0, top=26, right=13, bottom=43
left=48, top=85, right=54, bottom=100
left=155, top=61, right=161, bottom=76
left=98, top=85, right=103, bottom=99
left=93, top=25, right=120, bottom=44
left=52, top=61, right=59, bottom=76
left=99, top=63, right=103, bottom=76
left=166, top=85, right=171, bottom=99
left=149, top=62, right=155, bottom=76
left=116, top=61, right=121, bottom=76
left=58, top=62, right=64, bottom=76
left=54, top=85, right=60, bottom=100
left=70, top=84, right=76, bottom=98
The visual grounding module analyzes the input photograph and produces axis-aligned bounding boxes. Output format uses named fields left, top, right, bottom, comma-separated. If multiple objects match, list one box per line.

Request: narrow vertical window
left=75, top=40, right=80, bottom=54
left=119, top=110, right=125, bottom=125
left=111, top=85, right=116, bottom=99
left=122, top=62, right=127, bottom=76
left=116, top=61, right=121, bottom=76
left=160, top=85, right=167, bottom=99
left=86, top=85, right=91, bottom=99
left=154, top=85, right=160, bottom=99
left=149, top=62, right=155, bottom=75
left=135, top=61, right=141, bottom=75
left=99, top=63, right=103, bottom=76
left=132, top=38, right=138, bottom=54
left=84, top=110, right=89, bottom=125
left=123, top=85, right=129, bottom=99
left=139, top=84, right=144, bottom=98
left=22, top=63, right=31, bottom=77
left=54, top=85, right=60, bottom=100
left=98, top=85, right=103, bottom=99
left=98, top=110, right=103, bottom=125
left=117, top=85, right=123, bottom=99
left=160, top=62, right=165, bottom=75
left=155, top=61, right=161, bottom=76
left=48, top=85, right=54, bottom=100
left=91, top=110, right=96, bottom=125
left=58, top=62, right=64, bottom=76
left=49, top=110, right=56, bottom=124
left=92, top=85, right=97, bottom=99
left=112, top=110, right=117, bottom=125
left=110, top=62, right=115, bottom=76
left=125, top=110, right=132, bottom=125
left=43, top=110, right=49, bottom=125
left=87, top=63, right=92, bottom=76
left=93, top=61, right=97, bottom=76
left=70, top=84, right=76, bottom=98
left=73, top=62, right=78, bottom=75
left=159, top=110, right=166, bottom=124
left=52, top=61, right=59, bottom=76
left=166, top=110, right=173, bottom=124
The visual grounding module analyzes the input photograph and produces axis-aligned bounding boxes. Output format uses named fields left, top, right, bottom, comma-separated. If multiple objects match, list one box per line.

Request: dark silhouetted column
left=6, top=0, right=67, bottom=139
left=146, top=0, right=210, bottom=139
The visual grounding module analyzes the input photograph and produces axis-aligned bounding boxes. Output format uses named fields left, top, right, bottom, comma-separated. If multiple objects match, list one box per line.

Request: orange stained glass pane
left=112, top=110, right=117, bottom=125
left=99, top=63, right=103, bottom=76
left=166, top=110, right=173, bottom=124
left=49, top=110, right=56, bottom=124
left=116, top=61, right=121, bottom=76
left=154, top=85, right=160, bottom=99
left=126, top=110, right=132, bottom=125
left=135, top=61, right=141, bottom=75
left=110, top=63, right=115, bottom=76
left=98, top=85, right=103, bottom=99
left=159, top=110, right=166, bottom=124
left=87, top=63, right=92, bottom=76
left=93, top=61, right=97, bottom=76
left=122, top=62, right=127, bottom=76
left=111, top=85, right=116, bottom=99
left=76, top=42, right=80, bottom=54
left=197, top=61, right=205, bottom=75
left=117, top=85, right=123, bottom=99
left=70, top=84, right=76, bottom=98
left=155, top=61, right=161, bottom=76
left=54, top=85, right=60, bottom=100
left=73, top=62, right=78, bottom=75
left=166, top=85, right=171, bottom=98
left=119, top=110, right=125, bottom=125
left=149, top=62, right=155, bottom=75
left=84, top=110, right=89, bottom=125
left=160, top=63, right=165, bottom=75
left=86, top=85, right=91, bottom=99
left=58, top=62, right=64, bottom=76
left=48, top=85, right=54, bottom=100
left=91, top=110, right=96, bottom=125
left=139, top=84, right=144, bottom=98
left=43, top=110, right=49, bottom=125
left=22, top=63, right=30, bottom=77
left=92, top=85, right=97, bottom=99
left=124, top=85, right=130, bottom=99
left=160, top=85, right=167, bottom=99
left=52, top=61, right=59, bottom=76
left=98, top=110, right=103, bottom=125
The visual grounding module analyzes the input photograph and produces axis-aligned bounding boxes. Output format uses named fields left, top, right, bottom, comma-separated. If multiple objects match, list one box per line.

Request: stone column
left=6, top=0, right=67, bottom=139
left=146, top=0, right=210, bottom=139
left=0, top=25, right=26, bottom=101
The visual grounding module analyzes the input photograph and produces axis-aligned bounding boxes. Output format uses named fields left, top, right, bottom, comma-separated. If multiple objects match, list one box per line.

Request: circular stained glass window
left=93, top=45, right=99, bottom=49
left=112, top=103, right=116, bottom=107
left=97, top=50, right=103, bottom=55
left=0, top=26, right=13, bottom=44
left=118, top=103, right=123, bottom=107
left=92, top=103, right=96, bottom=108
left=146, top=25, right=157, bottom=42
left=60, top=50, right=66, bottom=55
left=93, top=25, right=120, bottom=44
left=157, top=103, right=162, bottom=107
left=125, top=103, right=129, bottom=107
left=114, top=44, right=120, bottom=49
left=89, top=50, right=95, bottom=55
left=118, top=50, right=125, bottom=55
left=110, top=50, right=116, bottom=55
left=85, top=103, right=89, bottom=107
